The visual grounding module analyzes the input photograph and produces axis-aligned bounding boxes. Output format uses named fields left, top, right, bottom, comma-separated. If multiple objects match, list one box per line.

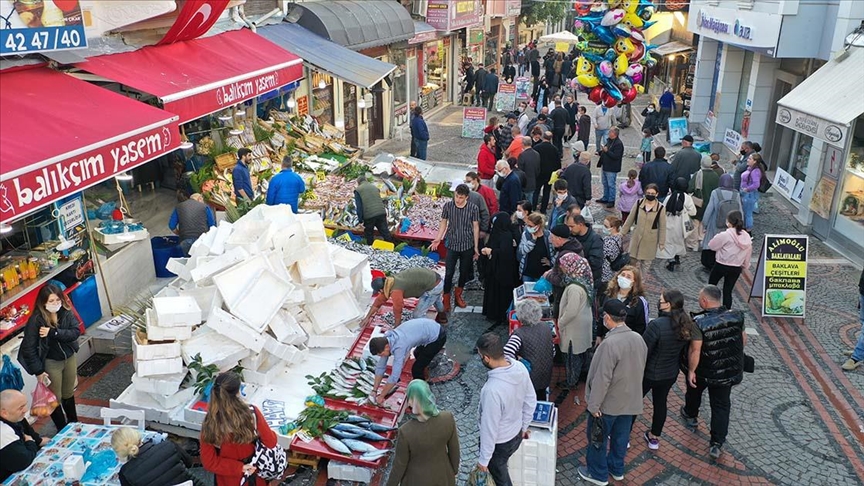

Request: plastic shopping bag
left=31, top=380, right=59, bottom=417
left=0, top=354, right=25, bottom=392
left=533, top=277, right=553, bottom=294
left=467, top=467, right=497, bottom=486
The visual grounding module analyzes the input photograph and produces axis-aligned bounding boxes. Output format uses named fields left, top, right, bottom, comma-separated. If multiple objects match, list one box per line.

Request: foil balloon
left=645, top=54, right=657, bottom=68
left=622, top=87, right=638, bottom=104
left=635, top=84, right=646, bottom=94
left=608, top=0, right=623, bottom=7
left=616, top=75, right=633, bottom=90
left=600, top=78, right=624, bottom=101
left=591, top=25, right=618, bottom=45
left=614, top=53, right=629, bottom=75
left=622, top=0, right=639, bottom=13
left=638, top=5, right=655, bottom=21
left=576, top=56, right=595, bottom=75
left=598, top=60, right=614, bottom=79
left=601, top=9, right=625, bottom=27
left=642, top=20, right=657, bottom=29
left=627, top=41, right=645, bottom=61
left=614, top=37, right=635, bottom=56
left=588, top=86, right=604, bottom=104
left=577, top=73, right=600, bottom=88
left=574, top=0, right=592, bottom=15
left=623, top=12, right=644, bottom=29
left=602, top=92, right=618, bottom=108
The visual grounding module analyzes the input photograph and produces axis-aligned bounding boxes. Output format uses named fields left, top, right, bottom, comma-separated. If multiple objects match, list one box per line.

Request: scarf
left=666, top=177, right=689, bottom=215
left=558, top=252, right=594, bottom=302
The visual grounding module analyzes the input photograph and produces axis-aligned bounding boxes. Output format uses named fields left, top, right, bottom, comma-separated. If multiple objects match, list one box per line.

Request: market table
left=3, top=423, right=159, bottom=486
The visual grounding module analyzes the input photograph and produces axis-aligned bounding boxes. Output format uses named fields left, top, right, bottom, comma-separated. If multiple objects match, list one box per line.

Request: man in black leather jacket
left=680, top=285, right=746, bottom=461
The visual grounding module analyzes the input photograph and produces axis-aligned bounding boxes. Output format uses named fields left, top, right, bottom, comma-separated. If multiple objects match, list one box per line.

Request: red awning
left=78, top=29, right=304, bottom=123
left=0, top=68, right=180, bottom=222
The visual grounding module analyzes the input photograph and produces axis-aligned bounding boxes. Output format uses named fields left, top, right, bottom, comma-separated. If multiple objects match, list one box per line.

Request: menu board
left=753, top=235, right=809, bottom=318
left=495, top=84, right=517, bottom=113
left=462, top=107, right=487, bottom=139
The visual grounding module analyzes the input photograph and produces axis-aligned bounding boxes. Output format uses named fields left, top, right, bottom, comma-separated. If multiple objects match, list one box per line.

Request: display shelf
left=0, top=260, right=75, bottom=341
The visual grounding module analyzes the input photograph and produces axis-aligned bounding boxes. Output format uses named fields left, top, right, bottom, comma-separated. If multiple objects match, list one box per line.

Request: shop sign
left=752, top=235, right=809, bottom=318
left=157, top=0, right=229, bottom=46
left=56, top=196, right=84, bottom=237
left=468, top=28, right=484, bottom=45
left=0, top=0, right=87, bottom=56
left=0, top=123, right=180, bottom=221
left=426, top=0, right=482, bottom=32
left=775, top=106, right=848, bottom=146
left=505, top=0, right=522, bottom=17
left=772, top=167, right=796, bottom=200
left=688, top=6, right=782, bottom=51
left=166, top=62, right=303, bottom=123
left=495, top=84, right=517, bottom=112
left=668, top=117, right=688, bottom=145
left=723, top=128, right=743, bottom=153
left=297, top=95, right=309, bottom=117
left=462, top=107, right=487, bottom=139
left=409, top=29, right=438, bottom=44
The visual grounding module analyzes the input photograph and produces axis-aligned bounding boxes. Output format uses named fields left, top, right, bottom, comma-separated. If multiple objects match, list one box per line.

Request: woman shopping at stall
left=517, top=212, right=554, bottom=283
left=597, top=266, right=649, bottom=339
left=554, top=252, right=595, bottom=395
left=386, top=380, right=460, bottom=486
left=19, top=284, right=80, bottom=430
left=480, top=212, right=521, bottom=327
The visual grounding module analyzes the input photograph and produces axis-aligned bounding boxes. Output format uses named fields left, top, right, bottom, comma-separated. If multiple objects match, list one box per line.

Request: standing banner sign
left=751, top=235, right=808, bottom=318
left=0, top=0, right=86, bottom=56
left=495, top=84, right=517, bottom=113
left=667, top=117, right=689, bottom=145
left=461, top=107, right=487, bottom=139
left=514, top=77, right=531, bottom=101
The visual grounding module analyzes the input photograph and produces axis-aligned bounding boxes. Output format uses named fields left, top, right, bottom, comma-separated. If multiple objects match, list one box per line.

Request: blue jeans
left=601, top=171, right=617, bottom=203
left=595, top=129, right=609, bottom=152
left=586, top=414, right=633, bottom=480
left=412, top=278, right=445, bottom=318
left=741, top=190, right=760, bottom=229
left=415, top=139, right=428, bottom=160
left=852, top=294, right=864, bottom=362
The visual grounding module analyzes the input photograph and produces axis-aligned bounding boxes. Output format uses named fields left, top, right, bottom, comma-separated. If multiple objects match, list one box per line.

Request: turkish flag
left=157, top=0, right=230, bottom=45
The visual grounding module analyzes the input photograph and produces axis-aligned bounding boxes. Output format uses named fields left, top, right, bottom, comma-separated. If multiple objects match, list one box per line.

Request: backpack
left=715, top=190, right=740, bottom=229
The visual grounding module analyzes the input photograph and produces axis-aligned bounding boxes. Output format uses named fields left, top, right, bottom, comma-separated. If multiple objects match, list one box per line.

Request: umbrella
left=539, top=31, right=580, bottom=43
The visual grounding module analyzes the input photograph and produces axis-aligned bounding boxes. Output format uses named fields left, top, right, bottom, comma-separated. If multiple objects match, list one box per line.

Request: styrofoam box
left=209, top=220, right=234, bottom=255
left=329, top=246, right=369, bottom=278
left=327, top=461, right=374, bottom=483
left=243, top=354, right=286, bottom=386
left=229, top=269, right=293, bottom=332
left=268, top=310, right=307, bottom=345
left=111, top=385, right=173, bottom=424
left=306, top=325, right=355, bottom=349
left=190, top=246, right=249, bottom=283
left=205, top=308, right=265, bottom=353
left=146, top=309, right=193, bottom=342
left=177, top=286, right=222, bottom=322
left=244, top=203, right=297, bottom=229
left=262, top=334, right=303, bottom=364
left=304, top=277, right=353, bottom=303
left=240, top=351, right=269, bottom=371
left=264, top=249, right=292, bottom=285
left=94, top=228, right=149, bottom=245
left=226, top=219, right=275, bottom=254
left=190, top=226, right=218, bottom=256
left=272, top=222, right=309, bottom=266
left=305, top=289, right=362, bottom=334
left=297, top=243, right=337, bottom=286
left=182, top=327, right=250, bottom=369
left=212, top=254, right=272, bottom=308
left=166, top=257, right=192, bottom=281
left=295, top=213, right=327, bottom=242
left=132, top=333, right=182, bottom=361
left=134, top=356, right=183, bottom=378
left=131, top=371, right=186, bottom=396
left=148, top=385, right=196, bottom=410
left=153, top=296, right=202, bottom=327
left=183, top=384, right=259, bottom=425
left=284, top=289, right=306, bottom=307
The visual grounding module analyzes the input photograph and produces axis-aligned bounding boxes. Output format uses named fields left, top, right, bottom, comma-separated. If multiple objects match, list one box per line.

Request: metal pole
left=81, top=194, right=114, bottom=315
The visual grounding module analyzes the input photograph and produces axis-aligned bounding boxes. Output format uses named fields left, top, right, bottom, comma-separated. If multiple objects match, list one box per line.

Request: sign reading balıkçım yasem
left=759, top=235, right=808, bottom=318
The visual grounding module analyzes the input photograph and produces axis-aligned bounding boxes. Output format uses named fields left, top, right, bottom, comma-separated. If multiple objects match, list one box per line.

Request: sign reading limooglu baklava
left=762, top=235, right=808, bottom=318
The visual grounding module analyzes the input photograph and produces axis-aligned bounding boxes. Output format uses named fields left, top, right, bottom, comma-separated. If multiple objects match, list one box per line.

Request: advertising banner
left=0, top=0, right=86, bottom=56
left=761, top=235, right=808, bottom=318
left=514, top=77, right=531, bottom=100
left=426, top=0, right=482, bottom=31
left=667, top=117, right=688, bottom=145
left=462, top=107, right=487, bottom=139
left=495, top=84, right=517, bottom=113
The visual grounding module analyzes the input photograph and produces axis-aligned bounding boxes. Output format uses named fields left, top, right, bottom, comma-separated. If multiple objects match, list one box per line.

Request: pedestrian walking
left=480, top=213, right=520, bottom=326
left=497, top=115, right=517, bottom=154
left=707, top=211, right=752, bottom=310
left=387, top=380, right=460, bottom=486
left=431, top=184, right=480, bottom=311
left=620, top=184, right=666, bottom=272
left=477, top=134, right=498, bottom=188
left=740, top=153, right=767, bottom=232
left=512, top=200, right=533, bottom=234
left=504, top=126, right=524, bottom=160
left=564, top=95, right=578, bottom=141
left=355, top=175, right=391, bottom=245
left=592, top=104, right=616, bottom=153
left=543, top=225, right=585, bottom=319
left=410, top=106, right=430, bottom=160
left=550, top=99, right=570, bottom=153
left=671, top=135, right=702, bottom=181
left=409, top=101, right=418, bottom=155
left=841, top=268, right=864, bottom=371
left=710, top=153, right=725, bottom=177
left=466, top=180, right=491, bottom=238
left=599, top=215, right=624, bottom=289
left=567, top=213, right=604, bottom=290
left=370, top=318, right=447, bottom=397
left=19, top=284, right=79, bottom=431
left=641, top=103, right=661, bottom=135
left=598, top=266, right=649, bottom=338
left=517, top=212, right=554, bottom=283
left=639, top=147, right=674, bottom=198
left=518, top=137, right=542, bottom=204
left=658, top=88, right=675, bottom=129
left=200, top=371, right=279, bottom=486
left=364, top=268, right=447, bottom=327
left=554, top=252, right=595, bottom=393
left=484, top=69, right=499, bottom=111
left=700, top=174, right=742, bottom=270
left=657, top=177, right=697, bottom=272
left=561, top=150, right=593, bottom=209
left=639, top=128, right=654, bottom=166
left=517, top=101, right=531, bottom=135
left=474, top=64, right=488, bottom=107
left=577, top=106, right=591, bottom=155
left=505, top=299, right=555, bottom=401
left=617, top=170, right=642, bottom=222
left=687, top=154, right=720, bottom=250
left=496, top=160, right=524, bottom=215
left=266, top=156, right=306, bottom=213
left=548, top=179, right=576, bottom=228
left=578, top=299, right=647, bottom=486
left=640, top=290, right=702, bottom=450
left=534, top=132, right=560, bottom=211
left=111, top=427, right=199, bottom=486
left=466, top=171, right=499, bottom=216
left=597, top=127, right=624, bottom=208
left=476, top=333, right=537, bottom=486
left=681, top=285, right=747, bottom=461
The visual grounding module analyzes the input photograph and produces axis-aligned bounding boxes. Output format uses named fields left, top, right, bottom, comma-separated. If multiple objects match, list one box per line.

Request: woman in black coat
left=641, top=103, right=662, bottom=135
left=480, top=212, right=521, bottom=326
left=111, top=427, right=201, bottom=486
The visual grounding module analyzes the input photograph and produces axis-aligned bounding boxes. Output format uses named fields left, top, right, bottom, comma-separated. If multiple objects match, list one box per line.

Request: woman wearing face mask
left=597, top=266, right=649, bottom=342
left=511, top=200, right=533, bottom=233
left=707, top=211, right=752, bottom=310
left=600, top=216, right=624, bottom=288
left=639, top=290, right=702, bottom=450
left=517, top=212, right=554, bottom=283
left=553, top=252, right=595, bottom=394
left=19, top=284, right=81, bottom=430
left=657, top=177, right=697, bottom=272
left=620, top=183, right=666, bottom=272
left=740, top=153, right=767, bottom=233
left=387, top=380, right=460, bottom=486
left=641, top=103, right=661, bottom=135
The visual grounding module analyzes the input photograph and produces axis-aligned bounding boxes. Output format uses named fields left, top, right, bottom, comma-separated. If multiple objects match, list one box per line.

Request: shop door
left=765, top=80, right=793, bottom=171
left=344, top=84, right=358, bottom=147
left=407, top=56, right=417, bottom=104
left=368, top=85, right=385, bottom=145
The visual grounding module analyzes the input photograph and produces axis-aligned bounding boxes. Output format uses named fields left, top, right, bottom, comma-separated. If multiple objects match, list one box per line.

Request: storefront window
left=733, top=50, right=754, bottom=133
left=391, top=48, right=407, bottom=107
left=832, top=115, right=864, bottom=242
left=311, top=72, right=334, bottom=125
left=421, top=40, right=447, bottom=111
left=485, top=26, right=500, bottom=69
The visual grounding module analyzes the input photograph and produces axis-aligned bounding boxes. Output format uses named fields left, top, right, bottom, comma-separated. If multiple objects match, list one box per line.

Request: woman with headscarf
left=549, top=252, right=594, bottom=396
left=700, top=174, right=742, bottom=270
left=504, top=299, right=555, bottom=401
left=688, top=154, right=720, bottom=250
left=657, top=177, right=697, bottom=271
left=480, top=212, right=520, bottom=326
left=387, top=380, right=460, bottom=486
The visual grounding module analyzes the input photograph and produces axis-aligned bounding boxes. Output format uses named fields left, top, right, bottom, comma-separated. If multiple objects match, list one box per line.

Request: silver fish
left=341, top=439, right=382, bottom=453
left=360, top=422, right=397, bottom=433
left=359, top=449, right=392, bottom=461
left=334, top=424, right=391, bottom=442
left=328, top=428, right=364, bottom=440
left=322, top=435, right=352, bottom=455
left=343, top=414, right=371, bottom=424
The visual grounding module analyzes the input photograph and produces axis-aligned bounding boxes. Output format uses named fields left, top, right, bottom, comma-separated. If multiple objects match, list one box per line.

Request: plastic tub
left=151, top=236, right=184, bottom=278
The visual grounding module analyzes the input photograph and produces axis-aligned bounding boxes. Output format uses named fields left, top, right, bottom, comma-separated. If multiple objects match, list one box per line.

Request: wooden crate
left=215, top=153, right=236, bottom=170
left=288, top=451, right=320, bottom=470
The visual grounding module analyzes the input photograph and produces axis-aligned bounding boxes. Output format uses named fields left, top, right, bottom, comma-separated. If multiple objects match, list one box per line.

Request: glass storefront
left=421, top=39, right=448, bottom=112
left=485, top=25, right=500, bottom=70
left=832, top=114, right=864, bottom=242
left=392, top=48, right=407, bottom=108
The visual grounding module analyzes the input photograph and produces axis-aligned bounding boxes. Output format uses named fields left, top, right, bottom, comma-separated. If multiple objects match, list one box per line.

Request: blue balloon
left=582, top=52, right=606, bottom=64
left=600, top=78, right=624, bottom=101
left=591, top=25, right=617, bottom=45
left=642, top=20, right=657, bottom=29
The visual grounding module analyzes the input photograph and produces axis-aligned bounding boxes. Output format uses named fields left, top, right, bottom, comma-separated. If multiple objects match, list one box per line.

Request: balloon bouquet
left=572, top=0, right=658, bottom=107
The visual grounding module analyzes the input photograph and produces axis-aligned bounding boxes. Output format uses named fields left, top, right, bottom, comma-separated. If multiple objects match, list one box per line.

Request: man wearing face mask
left=463, top=172, right=491, bottom=238
left=517, top=102, right=531, bottom=135
left=476, top=333, right=537, bottom=486
left=579, top=299, right=647, bottom=486
left=466, top=171, right=498, bottom=216
left=549, top=179, right=576, bottom=228
left=496, top=160, right=523, bottom=215
left=567, top=214, right=604, bottom=290
left=534, top=131, right=561, bottom=213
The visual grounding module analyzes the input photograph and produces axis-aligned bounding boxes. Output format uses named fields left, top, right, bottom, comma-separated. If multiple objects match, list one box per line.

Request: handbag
left=743, top=354, right=755, bottom=373
left=758, top=178, right=772, bottom=193
left=242, top=407, right=287, bottom=484
left=608, top=239, right=630, bottom=271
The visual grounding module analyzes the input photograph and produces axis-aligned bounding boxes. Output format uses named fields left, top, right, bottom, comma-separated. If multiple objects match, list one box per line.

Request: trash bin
left=151, top=236, right=183, bottom=278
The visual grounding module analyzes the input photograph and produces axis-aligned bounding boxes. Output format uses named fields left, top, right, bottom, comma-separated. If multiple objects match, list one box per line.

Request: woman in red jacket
left=200, top=372, right=277, bottom=486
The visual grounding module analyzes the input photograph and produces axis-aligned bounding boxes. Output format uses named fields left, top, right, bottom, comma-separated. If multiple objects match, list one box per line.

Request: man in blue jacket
left=266, top=156, right=306, bottom=213
left=410, top=106, right=430, bottom=160
left=232, top=148, right=254, bottom=200
left=484, top=68, right=500, bottom=112
left=658, top=88, right=676, bottom=130
left=496, top=159, right=523, bottom=215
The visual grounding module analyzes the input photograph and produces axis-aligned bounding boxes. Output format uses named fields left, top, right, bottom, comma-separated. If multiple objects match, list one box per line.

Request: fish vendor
left=363, top=268, right=448, bottom=327
left=369, top=318, right=447, bottom=404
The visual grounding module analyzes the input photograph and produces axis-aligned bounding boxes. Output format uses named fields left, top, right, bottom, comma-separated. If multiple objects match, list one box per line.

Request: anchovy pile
left=329, top=239, right=437, bottom=273
left=404, top=195, right=444, bottom=233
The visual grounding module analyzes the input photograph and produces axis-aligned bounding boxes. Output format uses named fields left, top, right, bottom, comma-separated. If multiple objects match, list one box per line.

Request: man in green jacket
left=354, top=176, right=391, bottom=245
left=362, top=268, right=447, bottom=326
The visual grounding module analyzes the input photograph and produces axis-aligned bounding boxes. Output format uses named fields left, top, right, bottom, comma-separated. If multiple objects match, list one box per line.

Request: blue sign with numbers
left=1, top=23, right=86, bottom=55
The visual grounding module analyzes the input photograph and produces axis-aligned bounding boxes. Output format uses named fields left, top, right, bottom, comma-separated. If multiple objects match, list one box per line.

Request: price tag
left=306, top=192, right=317, bottom=200
left=424, top=186, right=438, bottom=197
left=296, top=430, right=314, bottom=443
left=336, top=233, right=352, bottom=242
left=394, top=199, right=401, bottom=209
left=316, top=171, right=326, bottom=182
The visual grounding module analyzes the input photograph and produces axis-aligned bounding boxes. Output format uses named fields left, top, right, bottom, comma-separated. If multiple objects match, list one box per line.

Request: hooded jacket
left=574, top=227, right=604, bottom=289
left=20, top=308, right=80, bottom=376
left=708, top=228, right=752, bottom=268
left=478, top=359, right=536, bottom=467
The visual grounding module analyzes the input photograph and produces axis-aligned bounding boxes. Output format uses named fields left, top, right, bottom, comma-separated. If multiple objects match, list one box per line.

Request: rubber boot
left=435, top=312, right=448, bottom=324
left=454, top=287, right=467, bottom=308
left=61, top=397, right=78, bottom=423
left=443, top=293, right=452, bottom=313
left=50, top=405, right=67, bottom=431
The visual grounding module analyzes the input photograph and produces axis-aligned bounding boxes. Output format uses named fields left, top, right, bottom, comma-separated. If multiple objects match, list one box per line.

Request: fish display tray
left=289, top=400, right=398, bottom=468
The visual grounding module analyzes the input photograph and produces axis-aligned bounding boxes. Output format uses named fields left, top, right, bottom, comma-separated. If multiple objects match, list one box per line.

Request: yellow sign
left=425, top=186, right=438, bottom=197
left=555, top=42, right=569, bottom=53
left=316, top=171, right=326, bottom=182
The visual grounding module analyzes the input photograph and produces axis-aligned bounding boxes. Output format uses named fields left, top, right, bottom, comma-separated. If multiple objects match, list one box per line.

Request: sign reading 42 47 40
left=1, top=0, right=87, bottom=56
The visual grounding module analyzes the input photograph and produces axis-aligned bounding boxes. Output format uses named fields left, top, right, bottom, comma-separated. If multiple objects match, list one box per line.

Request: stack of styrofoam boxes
left=507, top=413, right=558, bottom=486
